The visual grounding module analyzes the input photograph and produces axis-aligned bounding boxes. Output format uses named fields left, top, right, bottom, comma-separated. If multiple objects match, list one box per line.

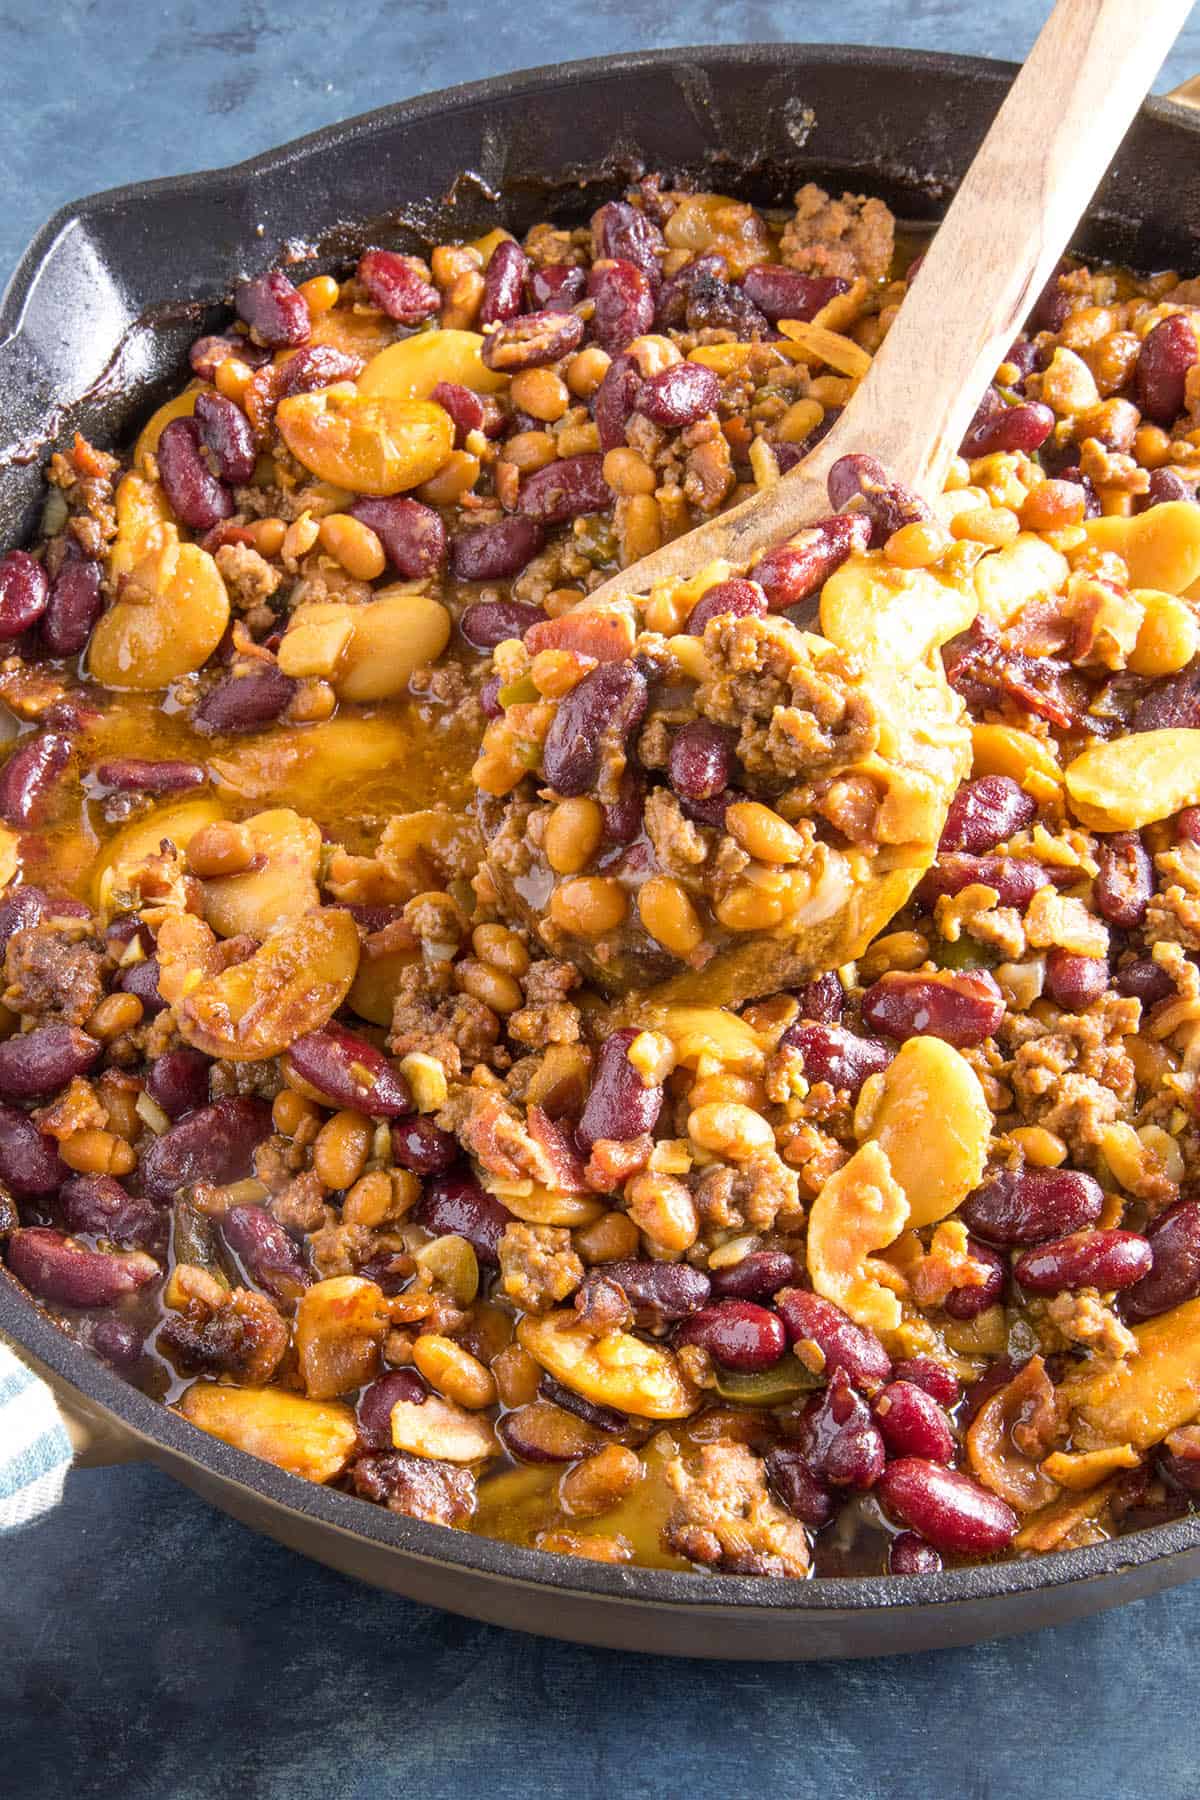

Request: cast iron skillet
left=3, top=43, right=1200, bottom=1659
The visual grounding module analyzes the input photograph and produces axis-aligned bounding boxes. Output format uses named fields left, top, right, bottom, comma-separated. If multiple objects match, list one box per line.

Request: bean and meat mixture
left=5, top=175, right=1200, bottom=1581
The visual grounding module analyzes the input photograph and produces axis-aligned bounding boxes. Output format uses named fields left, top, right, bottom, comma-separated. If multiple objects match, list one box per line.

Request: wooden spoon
left=587, top=0, right=1193, bottom=604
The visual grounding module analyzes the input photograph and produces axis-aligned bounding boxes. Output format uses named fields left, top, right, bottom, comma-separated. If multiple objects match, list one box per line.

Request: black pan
left=3, top=43, right=1200, bottom=1658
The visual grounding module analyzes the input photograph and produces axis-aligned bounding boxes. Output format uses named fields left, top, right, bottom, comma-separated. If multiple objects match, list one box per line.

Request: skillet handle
left=1167, top=76, right=1200, bottom=107
left=0, top=1326, right=138, bottom=1467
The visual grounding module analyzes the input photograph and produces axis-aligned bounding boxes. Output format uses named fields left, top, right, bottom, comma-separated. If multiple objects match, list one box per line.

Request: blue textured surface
left=4, top=4, right=1200, bottom=1794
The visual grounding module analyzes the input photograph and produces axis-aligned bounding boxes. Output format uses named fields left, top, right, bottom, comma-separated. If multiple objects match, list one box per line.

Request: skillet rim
left=2, top=40, right=1200, bottom=1617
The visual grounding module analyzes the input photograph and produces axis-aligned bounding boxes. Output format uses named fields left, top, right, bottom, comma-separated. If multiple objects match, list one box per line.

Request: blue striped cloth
left=0, top=1340, right=73, bottom=1530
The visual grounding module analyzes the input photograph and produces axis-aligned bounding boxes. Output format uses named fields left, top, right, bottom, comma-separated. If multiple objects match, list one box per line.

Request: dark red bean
left=942, top=1238, right=1006, bottom=1320
left=795, top=1368, right=885, bottom=1489
left=58, top=1174, right=162, bottom=1249
left=117, top=954, right=165, bottom=1015
left=235, top=270, right=311, bottom=346
left=939, top=776, right=1037, bottom=855
left=749, top=515, right=872, bottom=611
left=601, top=767, right=645, bottom=844
left=861, top=969, right=1005, bottom=1047
left=0, top=732, right=71, bottom=827
left=1138, top=467, right=1196, bottom=511
left=284, top=1025, right=411, bottom=1120
left=90, top=1316, right=146, bottom=1372
left=1123, top=1198, right=1200, bottom=1322
left=668, top=720, right=733, bottom=802
left=94, top=758, right=208, bottom=794
left=42, top=554, right=103, bottom=657
left=146, top=1047, right=210, bottom=1119
left=528, top=264, right=588, bottom=312
left=193, top=390, right=257, bottom=486
left=431, top=381, right=487, bottom=444
left=654, top=254, right=727, bottom=330
left=356, top=251, right=438, bottom=325
left=791, top=972, right=845, bottom=1025
left=0, top=551, right=48, bottom=638
left=538, top=1373, right=629, bottom=1433
left=480, top=239, right=530, bottom=326
left=577, top=1027, right=663, bottom=1149
left=959, top=387, right=1054, bottom=457
left=776, top=1288, right=892, bottom=1393
left=593, top=353, right=642, bottom=452
left=1015, top=1228, right=1152, bottom=1294
left=827, top=453, right=932, bottom=545
left=194, top=662, right=297, bottom=734
left=390, top=1117, right=458, bottom=1174
left=350, top=496, right=446, bottom=579
left=1094, top=831, right=1153, bottom=927
left=449, top=517, right=545, bottom=582
left=765, top=1446, right=836, bottom=1527
left=587, top=260, right=654, bottom=355
left=414, top=1170, right=511, bottom=1266
left=141, top=1097, right=273, bottom=1203
left=779, top=1022, right=892, bottom=1096
left=460, top=599, right=548, bottom=650
left=1160, top=1444, right=1200, bottom=1498
left=676, top=788, right=734, bottom=831
left=275, top=344, right=363, bottom=399
left=6, top=1227, right=159, bottom=1308
left=675, top=1300, right=787, bottom=1372
left=1136, top=314, right=1198, bottom=425
left=498, top=1401, right=610, bottom=1464
left=686, top=578, right=768, bottom=636
left=960, top=1165, right=1104, bottom=1246
left=1005, top=337, right=1039, bottom=382
left=480, top=676, right=504, bottom=719
left=542, top=660, right=647, bottom=798
left=481, top=309, right=585, bottom=372
left=710, top=1251, right=800, bottom=1301
left=1044, top=948, right=1109, bottom=1013
left=918, top=853, right=1059, bottom=910
left=157, top=418, right=233, bottom=531
left=878, top=1457, right=1018, bottom=1555
left=518, top=453, right=610, bottom=524
left=221, top=1204, right=311, bottom=1299
left=357, top=1368, right=427, bottom=1451
left=1115, top=958, right=1175, bottom=1006
left=0, top=1104, right=65, bottom=1197
left=1027, top=261, right=1072, bottom=333
left=189, top=333, right=269, bottom=380
left=677, top=270, right=768, bottom=338
left=592, top=201, right=665, bottom=284
left=740, top=265, right=848, bottom=323
left=889, top=1532, right=943, bottom=1575
left=0, top=885, right=53, bottom=953
left=873, top=1380, right=955, bottom=1463
left=1132, top=659, right=1200, bottom=731
left=0, top=1023, right=99, bottom=1102
left=960, top=1356, right=1021, bottom=1429
left=891, top=1358, right=961, bottom=1408
left=636, top=361, right=720, bottom=427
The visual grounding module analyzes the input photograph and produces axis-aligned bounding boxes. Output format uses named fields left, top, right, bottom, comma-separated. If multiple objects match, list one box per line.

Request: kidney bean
left=677, top=788, right=734, bottom=831
left=1027, top=261, right=1072, bottom=333
left=942, top=1238, right=1006, bottom=1320
left=349, top=496, right=446, bottom=579
left=959, top=386, right=1054, bottom=457
left=1055, top=464, right=1102, bottom=517
left=449, top=517, right=545, bottom=582
left=0, top=731, right=70, bottom=828
left=587, top=260, right=654, bottom=355
left=676, top=1300, right=787, bottom=1372
left=194, top=662, right=297, bottom=734
left=7, top=1228, right=159, bottom=1308
left=221, top=1203, right=311, bottom=1299
left=1138, top=467, right=1197, bottom=511
left=42, top=554, right=103, bottom=657
left=141, top=1096, right=273, bottom=1202
left=95, top=758, right=208, bottom=795
left=1094, top=831, right=1153, bottom=928
left=1115, top=958, right=1175, bottom=1006
left=58, top=1173, right=162, bottom=1249
left=873, top=1379, right=955, bottom=1463
left=542, top=660, right=647, bottom=798
left=538, top=1373, right=628, bottom=1433
left=156, top=418, right=233, bottom=531
left=189, top=333, right=268, bottom=380
left=686, top=577, right=767, bottom=636
left=146, top=1047, right=210, bottom=1119
left=592, top=201, right=665, bottom=283
left=499, top=1400, right=610, bottom=1464
left=0, top=886, right=51, bottom=954
left=861, top=969, right=1004, bottom=1048
left=827, top=452, right=932, bottom=545
left=1005, top=336, right=1039, bottom=382
left=792, top=972, right=845, bottom=1024
left=765, top=1446, right=836, bottom=1527
left=285, top=1025, right=411, bottom=1119
left=387, top=1118, right=456, bottom=1176
left=582, top=1260, right=711, bottom=1328
left=528, top=263, right=588, bottom=312
left=116, top=954, right=165, bottom=1016
left=193, top=390, right=257, bottom=486
left=460, top=599, right=548, bottom=650
left=0, top=1104, right=65, bottom=1197
left=0, top=550, right=48, bottom=638
left=414, top=1170, right=510, bottom=1265
left=681, top=271, right=769, bottom=338
left=235, top=270, right=311, bottom=346
left=356, top=250, right=439, bottom=324
left=593, top=353, right=643, bottom=452
left=480, top=676, right=503, bottom=719
left=482, top=309, right=585, bottom=372
left=959, top=1166, right=1104, bottom=1245
left=90, top=1316, right=147, bottom=1372
left=479, top=238, right=530, bottom=325
left=1136, top=313, right=1199, bottom=425
left=776, top=1288, right=892, bottom=1392
left=654, top=254, right=727, bottom=330
left=1123, top=1198, right=1200, bottom=1322
left=668, top=720, right=733, bottom=802
left=518, top=453, right=610, bottom=524
left=0, top=1023, right=99, bottom=1102
left=357, top=1368, right=427, bottom=1451
left=879, top=1457, right=1018, bottom=1555
left=889, top=1532, right=943, bottom=1575
left=1044, top=948, right=1109, bottom=1013
left=939, top=776, right=1037, bottom=855
left=275, top=344, right=363, bottom=399
left=779, top=1022, right=892, bottom=1096
left=892, top=1358, right=961, bottom=1408
left=749, top=515, right=872, bottom=611
left=710, top=1251, right=800, bottom=1301
left=601, top=767, right=646, bottom=844
left=795, top=1368, right=886, bottom=1489
left=431, top=381, right=487, bottom=445
left=577, top=1027, right=662, bottom=1149
left=739, top=265, right=848, bottom=323
left=1015, top=1228, right=1152, bottom=1294
left=918, top=852, right=1058, bottom=910
left=1132, top=659, right=1200, bottom=731
left=636, top=361, right=720, bottom=427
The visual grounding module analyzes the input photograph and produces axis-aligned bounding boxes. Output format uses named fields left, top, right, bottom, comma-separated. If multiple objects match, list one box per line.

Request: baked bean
left=312, top=1110, right=373, bottom=1191
left=559, top=1445, right=642, bottom=1518
left=637, top=876, right=704, bottom=958
left=319, top=513, right=387, bottom=580
left=549, top=875, right=627, bottom=936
